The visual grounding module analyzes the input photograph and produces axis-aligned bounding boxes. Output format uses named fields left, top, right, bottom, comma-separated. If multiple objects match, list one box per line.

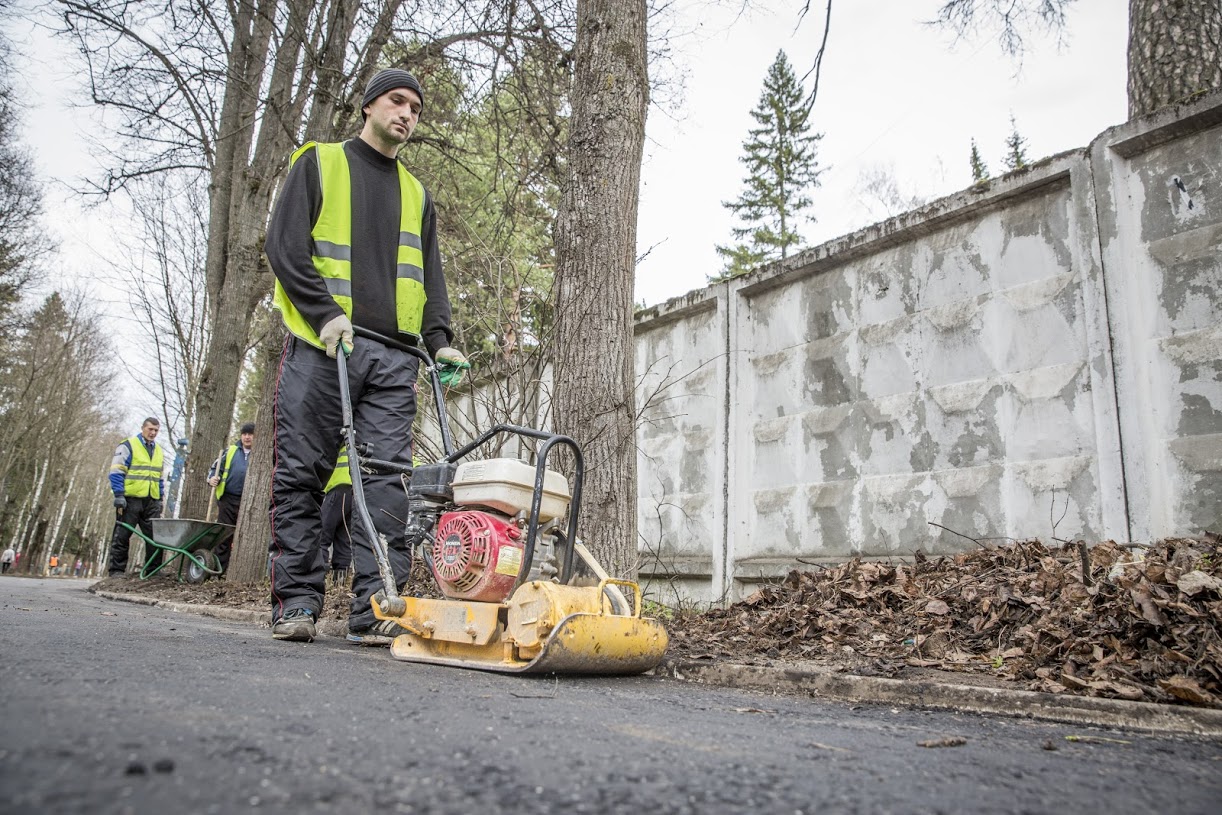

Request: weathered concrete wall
left=1090, top=101, right=1222, bottom=543
left=636, top=295, right=728, bottom=605
left=634, top=91, right=1222, bottom=603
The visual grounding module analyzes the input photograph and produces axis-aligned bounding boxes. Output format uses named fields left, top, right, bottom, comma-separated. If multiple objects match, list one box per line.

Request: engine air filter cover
left=432, top=510, right=524, bottom=602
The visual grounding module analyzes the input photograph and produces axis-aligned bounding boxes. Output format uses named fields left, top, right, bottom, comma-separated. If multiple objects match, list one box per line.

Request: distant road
left=1, top=576, right=1219, bottom=814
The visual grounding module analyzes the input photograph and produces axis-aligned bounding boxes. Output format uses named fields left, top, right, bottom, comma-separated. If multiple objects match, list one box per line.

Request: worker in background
left=1, top=545, right=14, bottom=574
left=320, top=447, right=354, bottom=586
left=207, top=422, right=255, bottom=571
left=107, top=417, right=165, bottom=577
left=264, top=68, right=467, bottom=644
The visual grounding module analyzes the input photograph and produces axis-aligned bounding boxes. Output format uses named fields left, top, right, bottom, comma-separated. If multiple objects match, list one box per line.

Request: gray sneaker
left=346, top=619, right=408, bottom=646
left=272, top=608, right=317, bottom=642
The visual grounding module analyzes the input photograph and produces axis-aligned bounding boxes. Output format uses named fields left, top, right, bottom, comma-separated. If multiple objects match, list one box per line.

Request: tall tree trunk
left=83, top=500, right=103, bottom=577
left=227, top=328, right=285, bottom=584
left=551, top=0, right=648, bottom=579
left=178, top=230, right=271, bottom=519
left=20, top=460, right=46, bottom=555
left=47, top=469, right=78, bottom=559
left=1128, top=0, right=1222, bottom=118
left=179, top=0, right=401, bottom=520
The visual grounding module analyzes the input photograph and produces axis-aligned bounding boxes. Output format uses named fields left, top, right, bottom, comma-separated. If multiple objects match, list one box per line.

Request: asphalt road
left=1, top=576, right=1219, bottom=815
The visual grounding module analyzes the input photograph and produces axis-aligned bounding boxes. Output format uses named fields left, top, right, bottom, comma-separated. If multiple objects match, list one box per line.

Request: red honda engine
left=431, top=510, right=524, bottom=602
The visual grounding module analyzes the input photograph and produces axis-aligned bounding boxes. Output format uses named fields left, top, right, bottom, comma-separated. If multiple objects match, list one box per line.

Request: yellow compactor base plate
left=388, top=613, right=670, bottom=674
left=373, top=581, right=669, bottom=675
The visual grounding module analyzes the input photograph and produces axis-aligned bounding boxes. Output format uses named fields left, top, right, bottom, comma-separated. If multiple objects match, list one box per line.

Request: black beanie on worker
left=361, top=69, right=423, bottom=120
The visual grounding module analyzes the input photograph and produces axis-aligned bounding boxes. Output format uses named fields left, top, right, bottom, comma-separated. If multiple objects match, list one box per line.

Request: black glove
left=113, top=495, right=127, bottom=509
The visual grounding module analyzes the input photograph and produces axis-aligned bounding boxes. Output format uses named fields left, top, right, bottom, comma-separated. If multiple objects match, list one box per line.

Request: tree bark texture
left=227, top=328, right=285, bottom=584
left=551, top=0, right=648, bottom=579
left=1128, top=0, right=1222, bottom=118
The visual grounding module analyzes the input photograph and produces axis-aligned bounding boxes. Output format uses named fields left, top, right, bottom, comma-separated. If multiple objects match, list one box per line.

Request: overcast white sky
left=635, top=0, right=1128, bottom=304
left=11, top=0, right=1129, bottom=420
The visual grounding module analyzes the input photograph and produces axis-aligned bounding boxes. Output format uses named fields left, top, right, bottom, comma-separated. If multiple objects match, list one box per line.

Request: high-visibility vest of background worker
left=207, top=422, right=255, bottom=572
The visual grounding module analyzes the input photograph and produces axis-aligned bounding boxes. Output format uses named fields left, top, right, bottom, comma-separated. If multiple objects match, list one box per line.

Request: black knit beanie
left=361, top=69, right=424, bottom=120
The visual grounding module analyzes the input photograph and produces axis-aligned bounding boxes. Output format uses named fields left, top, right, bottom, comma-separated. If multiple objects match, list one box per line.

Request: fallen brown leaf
left=1158, top=675, right=1218, bottom=706
left=1175, top=570, right=1221, bottom=597
left=924, top=599, right=951, bottom=616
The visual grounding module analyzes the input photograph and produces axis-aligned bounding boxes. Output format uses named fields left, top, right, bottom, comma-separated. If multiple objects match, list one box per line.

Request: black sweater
left=265, top=137, right=454, bottom=354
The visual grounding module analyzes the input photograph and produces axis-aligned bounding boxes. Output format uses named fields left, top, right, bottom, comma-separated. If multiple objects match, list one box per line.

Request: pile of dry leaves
left=666, top=535, right=1222, bottom=708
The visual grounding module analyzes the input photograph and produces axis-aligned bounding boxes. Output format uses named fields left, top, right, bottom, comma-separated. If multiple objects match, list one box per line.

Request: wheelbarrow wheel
left=185, top=549, right=221, bottom=584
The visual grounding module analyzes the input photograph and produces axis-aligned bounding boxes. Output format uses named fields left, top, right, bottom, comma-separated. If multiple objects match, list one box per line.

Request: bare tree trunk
left=47, top=469, right=78, bottom=558
left=1128, top=0, right=1222, bottom=118
left=227, top=328, right=284, bottom=584
left=551, top=0, right=648, bottom=579
left=179, top=238, right=268, bottom=519
left=26, top=460, right=48, bottom=573
left=18, top=461, right=46, bottom=551
left=83, top=499, right=104, bottom=577
left=179, top=0, right=404, bottom=520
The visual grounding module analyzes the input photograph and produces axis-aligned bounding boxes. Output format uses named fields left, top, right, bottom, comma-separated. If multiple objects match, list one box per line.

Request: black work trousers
left=268, top=335, right=416, bottom=629
left=214, top=492, right=241, bottom=571
left=108, top=496, right=163, bottom=576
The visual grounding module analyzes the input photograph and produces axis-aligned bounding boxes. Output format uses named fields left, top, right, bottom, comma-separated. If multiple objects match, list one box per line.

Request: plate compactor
left=338, top=328, right=669, bottom=675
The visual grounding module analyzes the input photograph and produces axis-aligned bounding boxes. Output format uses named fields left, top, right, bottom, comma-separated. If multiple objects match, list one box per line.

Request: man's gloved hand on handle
left=113, top=495, right=127, bottom=510
left=435, top=347, right=470, bottom=387
left=320, top=314, right=354, bottom=359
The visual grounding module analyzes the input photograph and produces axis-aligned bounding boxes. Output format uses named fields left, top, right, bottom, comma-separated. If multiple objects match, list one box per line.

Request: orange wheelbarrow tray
left=117, top=518, right=235, bottom=583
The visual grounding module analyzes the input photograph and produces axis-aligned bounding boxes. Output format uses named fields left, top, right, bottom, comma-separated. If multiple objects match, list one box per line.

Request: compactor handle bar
left=345, top=326, right=587, bottom=591
left=352, top=326, right=456, bottom=458
left=336, top=344, right=402, bottom=614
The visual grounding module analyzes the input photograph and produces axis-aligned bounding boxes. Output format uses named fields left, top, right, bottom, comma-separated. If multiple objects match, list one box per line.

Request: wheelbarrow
left=116, top=518, right=235, bottom=583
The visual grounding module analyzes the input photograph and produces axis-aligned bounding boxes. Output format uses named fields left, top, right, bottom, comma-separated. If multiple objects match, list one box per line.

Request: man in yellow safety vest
left=207, top=421, right=255, bottom=570
left=107, top=417, right=165, bottom=577
left=264, top=68, right=467, bottom=644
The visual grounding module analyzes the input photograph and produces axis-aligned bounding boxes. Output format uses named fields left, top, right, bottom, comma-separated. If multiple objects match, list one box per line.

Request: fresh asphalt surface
left=1, top=577, right=1219, bottom=815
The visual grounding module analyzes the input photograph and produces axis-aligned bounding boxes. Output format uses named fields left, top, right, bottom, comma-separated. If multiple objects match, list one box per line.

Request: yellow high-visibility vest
left=272, top=141, right=428, bottom=348
left=325, top=447, right=351, bottom=493
left=213, top=444, right=239, bottom=500
left=121, top=436, right=163, bottom=500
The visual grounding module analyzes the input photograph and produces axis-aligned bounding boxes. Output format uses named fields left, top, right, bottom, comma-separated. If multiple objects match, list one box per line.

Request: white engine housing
left=451, top=459, right=571, bottom=522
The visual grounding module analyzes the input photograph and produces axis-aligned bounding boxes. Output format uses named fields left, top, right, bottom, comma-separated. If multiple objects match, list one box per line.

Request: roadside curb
left=93, top=590, right=269, bottom=626
left=658, top=659, right=1222, bottom=738
left=92, top=590, right=352, bottom=636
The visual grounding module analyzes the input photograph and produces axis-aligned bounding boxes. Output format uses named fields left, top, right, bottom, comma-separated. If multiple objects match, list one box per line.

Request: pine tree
left=969, top=139, right=989, bottom=183
left=1003, top=114, right=1029, bottom=171
left=710, top=245, right=769, bottom=283
left=715, top=50, right=823, bottom=280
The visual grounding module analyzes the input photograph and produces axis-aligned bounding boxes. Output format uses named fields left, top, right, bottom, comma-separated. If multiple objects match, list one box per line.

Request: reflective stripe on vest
left=123, top=436, right=163, bottom=500
left=214, top=445, right=239, bottom=501
left=325, top=448, right=351, bottom=492
left=272, top=141, right=428, bottom=348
